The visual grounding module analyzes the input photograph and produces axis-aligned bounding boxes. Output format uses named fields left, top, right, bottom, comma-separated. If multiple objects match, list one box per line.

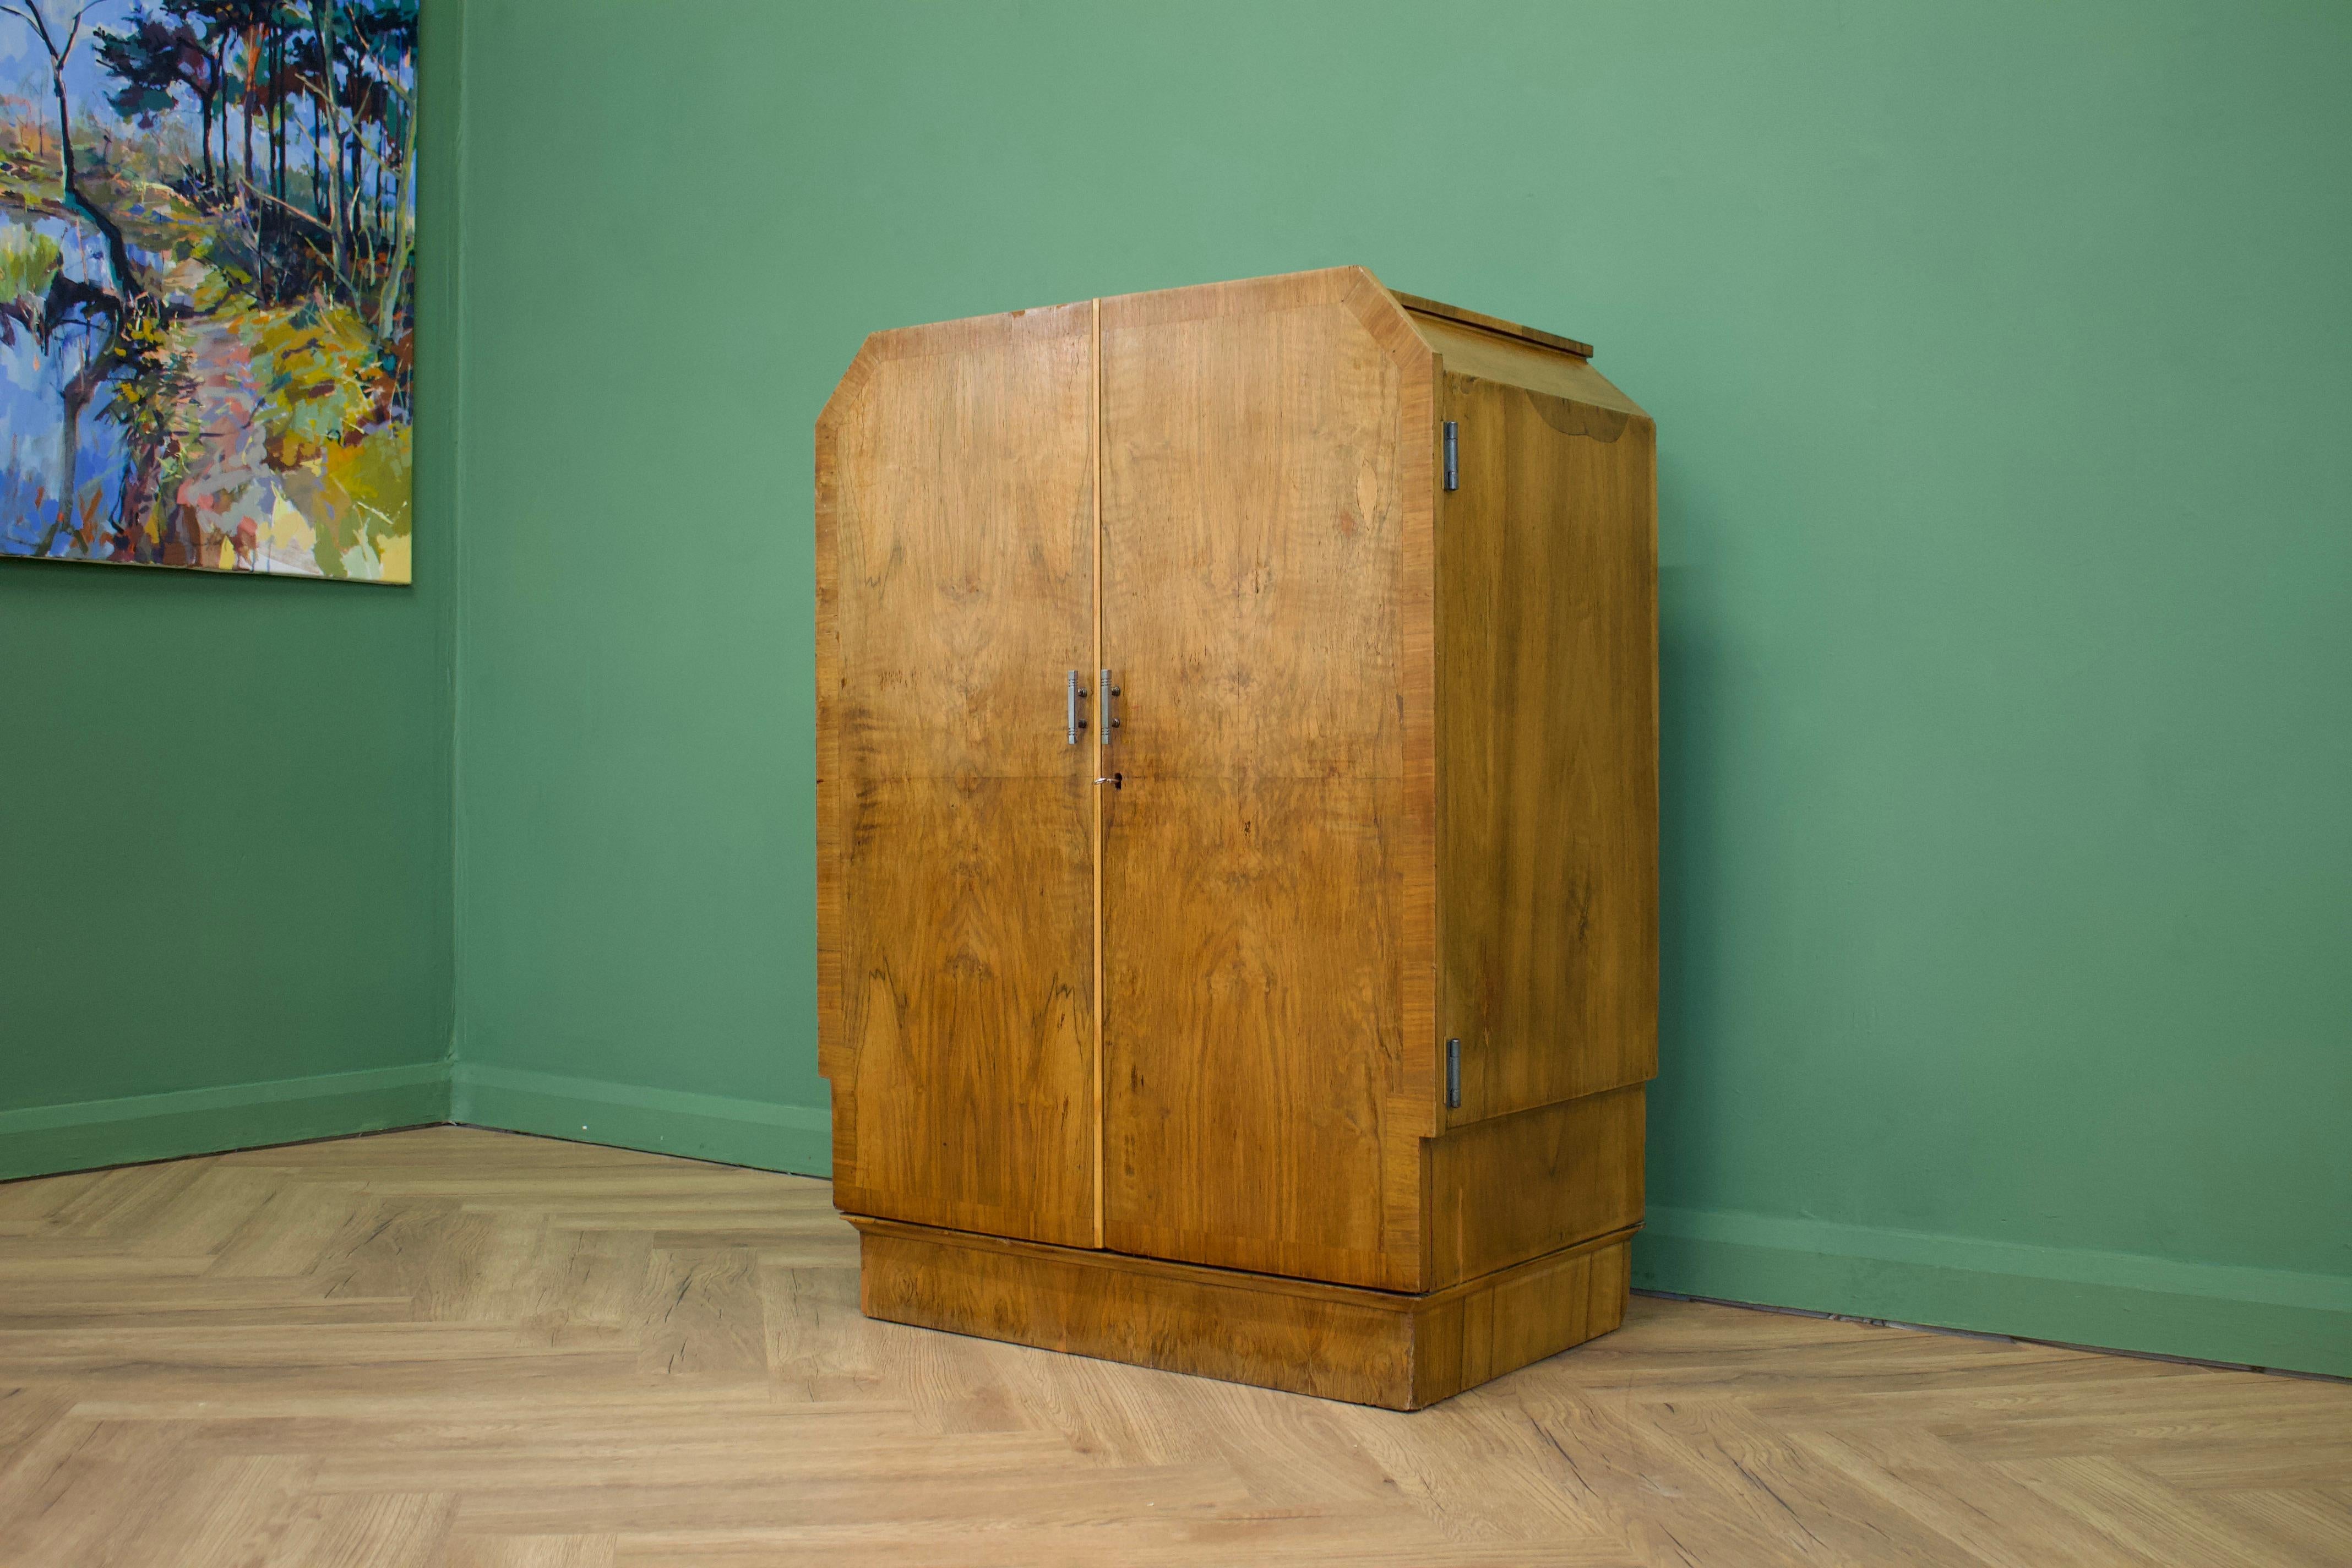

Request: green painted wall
left=15, top=0, right=2335, bottom=1374
left=0, top=4, right=463, bottom=1175
left=453, top=0, right=2351, bottom=1371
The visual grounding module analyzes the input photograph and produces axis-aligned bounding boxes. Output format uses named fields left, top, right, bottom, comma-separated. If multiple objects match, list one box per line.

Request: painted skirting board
left=0, top=1062, right=451, bottom=1182
left=450, top=1063, right=830, bottom=1178
left=1636, top=1205, right=2352, bottom=1379
left=1, top=1061, right=829, bottom=1187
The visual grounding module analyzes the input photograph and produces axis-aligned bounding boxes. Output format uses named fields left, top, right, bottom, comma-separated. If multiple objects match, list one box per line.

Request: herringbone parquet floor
left=1, top=1126, right=2345, bottom=1566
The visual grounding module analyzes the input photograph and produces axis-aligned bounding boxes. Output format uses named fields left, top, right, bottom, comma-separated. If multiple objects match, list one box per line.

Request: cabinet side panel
left=814, top=354, right=867, bottom=1101
left=1423, top=1084, right=1645, bottom=1288
left=1436, top=371, right=1659, bottom=1125
left=823, top=306, right=1098, bottom=1248
left=1392, top=295, right=1441, bottom=1154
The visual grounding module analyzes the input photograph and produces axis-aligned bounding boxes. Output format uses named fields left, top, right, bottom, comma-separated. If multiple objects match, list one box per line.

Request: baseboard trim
left=0, top=1062, right=451, bottom=1182
left=1634, top=1204, right=2352, bottom=1379
left=450, top=1063, right=829, bottom=1177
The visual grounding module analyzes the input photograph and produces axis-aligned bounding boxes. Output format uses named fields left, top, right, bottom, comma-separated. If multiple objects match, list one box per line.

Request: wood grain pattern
left=1408, top=313, right=1638, bottom=412
left=810, top=330, right=858, bottom=1096
left=831, top=777, right=1093, bottom=1243
left=1090, top=295, right=1107, bottom=1250
left=1391, top=290, right=1596, bottom=358
left=1410, top=1227, right=1629, bottom=1409
left=853, top=1215, right=1631, bottom=1411
left=1098, top=269, right=1409, bottom=780
left=1381, top=273, right=1444, bottom=1156
left=1434, top=361, right=1658, bottom=1126
left=2, top=1129, right=2345, bottom=1566
left=818, top=303, right=1098, bottom=1246
left=1098, top=774, right=1400, bottom=1288
left=814, top=271, right=1651, bottom=1393
left=1096, top=269, right=1435, bottom=1289
left=1423, top=1085, right=1644, bottom=1288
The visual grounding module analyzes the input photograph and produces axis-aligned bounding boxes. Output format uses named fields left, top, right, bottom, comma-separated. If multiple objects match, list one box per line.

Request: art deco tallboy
left=814, top=268, right=1656, bottom=1408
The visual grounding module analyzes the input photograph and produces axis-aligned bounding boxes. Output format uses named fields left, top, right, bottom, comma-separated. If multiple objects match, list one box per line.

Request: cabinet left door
left=816, top=303, right=1101, bottom=1249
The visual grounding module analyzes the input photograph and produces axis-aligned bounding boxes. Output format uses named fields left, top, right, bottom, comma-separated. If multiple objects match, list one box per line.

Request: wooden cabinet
left=816, top=268, right=1656, bottom=1409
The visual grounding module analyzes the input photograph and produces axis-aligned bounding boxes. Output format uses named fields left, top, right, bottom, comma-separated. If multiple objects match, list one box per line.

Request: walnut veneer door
left=816, top=304, right=1097, bottom=1248
left=1097, top=270, right=1435, bottom=1289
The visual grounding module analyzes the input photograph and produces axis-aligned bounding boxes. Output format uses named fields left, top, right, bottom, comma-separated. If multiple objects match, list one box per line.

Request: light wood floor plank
left=0, top=1126, right=2340, bottom=1567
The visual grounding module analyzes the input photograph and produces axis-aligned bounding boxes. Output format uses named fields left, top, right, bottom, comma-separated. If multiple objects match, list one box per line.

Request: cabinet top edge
left=1389, top=291, right=1595, bottom=360
left=816, top=271, right=1603, bottom=415
left=827, top=271, right=1596, bottom=360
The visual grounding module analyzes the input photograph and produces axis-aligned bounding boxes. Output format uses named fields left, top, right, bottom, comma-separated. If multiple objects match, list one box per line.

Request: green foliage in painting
left=0, top=224, right=60, bottom=307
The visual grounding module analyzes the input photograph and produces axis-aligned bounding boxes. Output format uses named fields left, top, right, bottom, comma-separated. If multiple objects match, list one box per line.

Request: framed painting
left=1, top=0, right=413, bottom=582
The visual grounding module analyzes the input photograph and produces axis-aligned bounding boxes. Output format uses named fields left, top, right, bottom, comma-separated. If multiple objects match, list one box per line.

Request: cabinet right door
left=1096, top=270, right=1430, bottom=1289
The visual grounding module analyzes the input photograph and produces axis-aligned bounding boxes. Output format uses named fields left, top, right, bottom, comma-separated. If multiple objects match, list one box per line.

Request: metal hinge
left=1443, top=421, right=1458, bottom=492
left=1445, top=1037, right=1461, bottom=1109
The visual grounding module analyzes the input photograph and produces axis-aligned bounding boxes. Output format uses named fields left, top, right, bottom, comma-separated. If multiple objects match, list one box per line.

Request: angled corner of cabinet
left=813, top=269, right=1657, bottom=1408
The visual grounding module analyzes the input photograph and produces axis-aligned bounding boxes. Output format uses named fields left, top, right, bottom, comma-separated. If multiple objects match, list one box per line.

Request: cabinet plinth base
left=848, top=1215, right=1635, bottom=1410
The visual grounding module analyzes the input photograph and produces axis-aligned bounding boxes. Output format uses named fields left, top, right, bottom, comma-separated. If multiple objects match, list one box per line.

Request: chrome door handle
left=1100, top=669, right=1119, bottom=746
left=1066, top=670, right=1087, bottom=745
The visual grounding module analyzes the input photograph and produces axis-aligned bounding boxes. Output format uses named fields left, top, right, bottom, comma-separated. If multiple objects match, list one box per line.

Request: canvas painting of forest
left=0, top=0, right=413, bottom=582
